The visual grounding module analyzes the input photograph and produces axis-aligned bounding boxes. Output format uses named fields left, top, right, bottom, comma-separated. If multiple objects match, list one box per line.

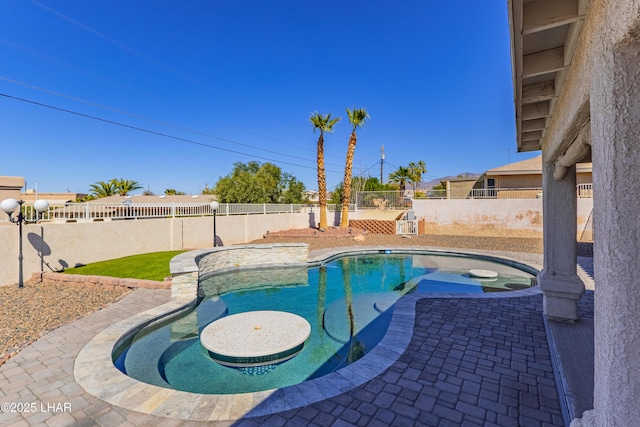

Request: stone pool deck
left=0, top=248, right=594, bottom=426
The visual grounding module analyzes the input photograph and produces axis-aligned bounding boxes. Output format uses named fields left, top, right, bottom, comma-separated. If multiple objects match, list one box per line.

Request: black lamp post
left=210, top=201, right=219, bottom=247
left=1, top=198, right=50, bottom=288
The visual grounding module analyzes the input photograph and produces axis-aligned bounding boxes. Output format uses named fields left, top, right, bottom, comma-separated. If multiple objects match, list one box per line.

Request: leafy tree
left=432, top=181, right=446, bottom=190
left=408, top=160, right=427, bottom=192
left=202, top=184, right=215, bottom=195
left=165, top=189, right=186, bottom=195
left=282, top=173, right=308, bottom=204
left=355, top=176, right=395, bottom=192
left=330, top=176, right=393, bottom=206
left=214, top=161, right=306, bottom=203
left=340, top=107, right=369, bottom=228
left=77, top=194, right=97, bottom=202
left=310, top=112, right=341, bottom=230
left=330, top=182, right=344, bottom=205
left=388, top=166, right=412, bottom=194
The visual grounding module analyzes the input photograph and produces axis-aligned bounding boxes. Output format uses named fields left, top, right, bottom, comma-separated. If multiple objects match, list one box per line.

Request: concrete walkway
left=0, top=251, right=594, bottom=426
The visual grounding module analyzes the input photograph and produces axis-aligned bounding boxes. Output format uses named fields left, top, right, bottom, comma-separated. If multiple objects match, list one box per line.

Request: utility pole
left=380, top=145, right=385, bottom=184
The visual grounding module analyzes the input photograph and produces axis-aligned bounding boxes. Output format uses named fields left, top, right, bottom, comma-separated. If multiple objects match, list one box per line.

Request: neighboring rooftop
left=485, top=155, right=591, bottom=175
left=86, top=194, right=217, bottom=204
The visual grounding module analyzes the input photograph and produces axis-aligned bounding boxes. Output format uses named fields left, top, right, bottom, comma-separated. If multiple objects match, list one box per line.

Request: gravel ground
left=0, top=229, right=591, bottom=368
left=0, top=281, right=130, bottom=366
left=253, top=227, right=545, bottom=253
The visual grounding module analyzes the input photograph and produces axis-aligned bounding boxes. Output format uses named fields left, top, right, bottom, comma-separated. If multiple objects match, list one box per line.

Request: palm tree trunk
left=340, top=132, right=357, bottom=228
left=317, top=265, right=327, bottom=331
left=317, top=133, right=328, bottom=229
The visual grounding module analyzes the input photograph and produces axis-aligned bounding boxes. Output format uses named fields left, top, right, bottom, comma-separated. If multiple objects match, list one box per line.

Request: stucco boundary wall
left=410, top=198, right=593, bottom=239
left=0, top=212, right=311, bottom=287
left=0, top=199, right=594, bottom=286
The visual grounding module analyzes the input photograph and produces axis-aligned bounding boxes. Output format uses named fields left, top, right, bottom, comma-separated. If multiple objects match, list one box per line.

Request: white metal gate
left=396, top=219, right=418, bottom=235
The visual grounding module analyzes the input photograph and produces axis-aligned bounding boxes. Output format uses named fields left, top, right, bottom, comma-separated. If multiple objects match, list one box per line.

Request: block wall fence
left=0, top=198, right=593, bottom=286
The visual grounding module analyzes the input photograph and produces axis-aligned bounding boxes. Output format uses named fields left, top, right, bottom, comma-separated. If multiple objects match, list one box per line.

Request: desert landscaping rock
left=0, top=281, right=130, bottom=366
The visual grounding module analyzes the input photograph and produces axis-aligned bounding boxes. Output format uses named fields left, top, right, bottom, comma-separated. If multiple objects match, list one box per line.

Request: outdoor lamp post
left=1, top=198, right=50, bottom=288
left=210, top=201, right=219, bottom=247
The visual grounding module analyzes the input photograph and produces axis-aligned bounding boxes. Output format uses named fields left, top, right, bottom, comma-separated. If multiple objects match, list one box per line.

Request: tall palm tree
left=310, top=112, right=341, bottom=230
left=340, top=258, right=365, bottom=363
left=340, top=108, right=369, bottom=228
left=89, top=180, right=117, bottom=198
left=388, top=166, right=412, bottom=196
left=113, top=178, right=142, bottom=196
left=317, top=266, right=327, bottom=333
left=408, top=160, right=427, bottom=193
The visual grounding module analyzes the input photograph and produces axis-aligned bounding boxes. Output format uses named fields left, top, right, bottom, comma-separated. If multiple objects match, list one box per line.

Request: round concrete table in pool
left=200, top=310, right=311, bottom=367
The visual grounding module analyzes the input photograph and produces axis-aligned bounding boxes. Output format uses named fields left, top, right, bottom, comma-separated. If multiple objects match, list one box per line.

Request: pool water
left=114, top=253, right=535, bottom=394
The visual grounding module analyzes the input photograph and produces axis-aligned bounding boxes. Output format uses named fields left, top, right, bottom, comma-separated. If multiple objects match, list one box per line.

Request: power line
left=0, top=93, right=343, bottom=174
left=0, top=77, right=345, bottom=167
left=361, top=161, right=381, bottom=175
left=28, top=0, right=309, bottom=132
left=0, top=39, right=334, bottom=158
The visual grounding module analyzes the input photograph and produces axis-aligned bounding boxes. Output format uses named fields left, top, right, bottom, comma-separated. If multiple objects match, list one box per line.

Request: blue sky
left=0, top=1, right=537, bottom=195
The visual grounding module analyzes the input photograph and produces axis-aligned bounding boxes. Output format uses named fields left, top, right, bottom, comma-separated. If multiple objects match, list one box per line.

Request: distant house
left=473, top=155, right=592, bottom=198
left=1, top=176, right=88, bottom=205
left=0, top=176, right=25, bottom=202
left=304, top=190, right=319, bottom=203
left=442, top=177, right=480, bottom=199
left=21, top=189, right=87, bottom=204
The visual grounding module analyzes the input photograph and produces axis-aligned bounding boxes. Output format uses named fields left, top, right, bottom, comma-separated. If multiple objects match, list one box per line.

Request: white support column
left=575, top=37, right=640, bottom=427
left=538, top=158, right=584, bottom=321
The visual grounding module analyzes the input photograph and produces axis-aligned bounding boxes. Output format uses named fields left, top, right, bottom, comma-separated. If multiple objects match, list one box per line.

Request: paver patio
left=0, top=249, right=594, bottom=426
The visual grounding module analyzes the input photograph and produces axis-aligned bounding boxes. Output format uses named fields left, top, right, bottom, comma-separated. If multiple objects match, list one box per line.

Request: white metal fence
left=355, top=191, right=413, bottom=209
left=355, top=185, right=593, bottom=206
left=577, top=183, right=593, bottom=198
left=415, top=187, right=544, bottom=199
left=0, top=202, right=313, bottom=223
left=1, top=184, right=594, bottom=224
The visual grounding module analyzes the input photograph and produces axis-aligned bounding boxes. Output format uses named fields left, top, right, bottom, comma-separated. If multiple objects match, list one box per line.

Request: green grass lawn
left=63, top=251, right=186, bottom=281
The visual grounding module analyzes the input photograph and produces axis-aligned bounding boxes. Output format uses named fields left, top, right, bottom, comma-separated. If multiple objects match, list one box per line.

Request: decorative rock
left=353, top=235, right=366, bottom=242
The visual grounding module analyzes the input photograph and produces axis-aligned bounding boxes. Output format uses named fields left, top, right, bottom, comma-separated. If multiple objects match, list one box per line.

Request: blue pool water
left=113, top=252, right=535, bottom=394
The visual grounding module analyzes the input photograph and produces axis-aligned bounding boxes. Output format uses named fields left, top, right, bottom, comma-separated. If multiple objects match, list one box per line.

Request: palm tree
left=340, top=258, right=365, bottom=363
left=310, top=112, right=341, bottom=230
left=340, top=108, right=370, bottom=228
left=113, top=178, right=142, bottom=196
left=388, top=166, right=412, bottom=196
left=89, top=180, right=118, bottom=198
left=317, top=266, right=327, bottom=333
left=408, top=160, right=427, bottom=193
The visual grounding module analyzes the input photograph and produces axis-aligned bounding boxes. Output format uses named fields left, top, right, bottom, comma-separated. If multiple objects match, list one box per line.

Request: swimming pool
left=113, top=251, right=535, bottom=395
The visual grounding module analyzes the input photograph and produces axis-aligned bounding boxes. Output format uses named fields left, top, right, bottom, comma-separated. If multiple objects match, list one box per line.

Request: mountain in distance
left=418, top=172, right=481, bottom=189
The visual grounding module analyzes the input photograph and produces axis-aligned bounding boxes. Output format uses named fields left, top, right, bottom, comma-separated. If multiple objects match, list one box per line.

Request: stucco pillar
left=538, top=159, right=584, bottom=321
left=575, top=37, right=640, bottom=427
